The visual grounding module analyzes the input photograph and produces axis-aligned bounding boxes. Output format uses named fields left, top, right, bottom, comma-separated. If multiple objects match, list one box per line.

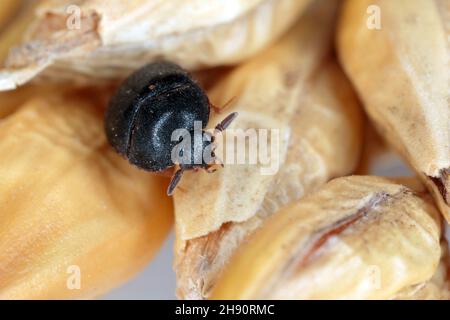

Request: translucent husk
left=0, top=88, right=173, bottom=299
left=174, top=0, right=364, bottom=299
left=0, top=0, right=39, bottom=64
left=0, top=0, right=21, bottom=32
left=393, top=241, right=450, bottom=300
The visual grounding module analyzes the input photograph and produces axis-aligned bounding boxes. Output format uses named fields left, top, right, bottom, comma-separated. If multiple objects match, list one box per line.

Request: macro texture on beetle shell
left=105, top=61, right=210, bottom=172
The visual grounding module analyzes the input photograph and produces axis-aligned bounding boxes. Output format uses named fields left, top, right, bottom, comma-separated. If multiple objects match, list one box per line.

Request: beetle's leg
left=215, top=112, right=238, bottom=132
left=210, top=96, right=237, bottom=114
left=206, top=155, right=224, bottom=173
left=167, top=166, right=185, bottom=196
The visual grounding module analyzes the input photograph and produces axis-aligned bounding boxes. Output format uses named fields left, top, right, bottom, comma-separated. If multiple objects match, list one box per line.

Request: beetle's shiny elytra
left=105, top=61, right=237, bottom=196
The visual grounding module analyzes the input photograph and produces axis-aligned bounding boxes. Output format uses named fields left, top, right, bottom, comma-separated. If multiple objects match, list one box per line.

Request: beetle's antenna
left=167, top=167, right=185, bottom=196
left=215, top=112, right=238, bottom=132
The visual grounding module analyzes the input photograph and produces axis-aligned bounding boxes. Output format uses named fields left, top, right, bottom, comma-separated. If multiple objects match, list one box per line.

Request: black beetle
left=105, top=61, right=237, bottom=196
